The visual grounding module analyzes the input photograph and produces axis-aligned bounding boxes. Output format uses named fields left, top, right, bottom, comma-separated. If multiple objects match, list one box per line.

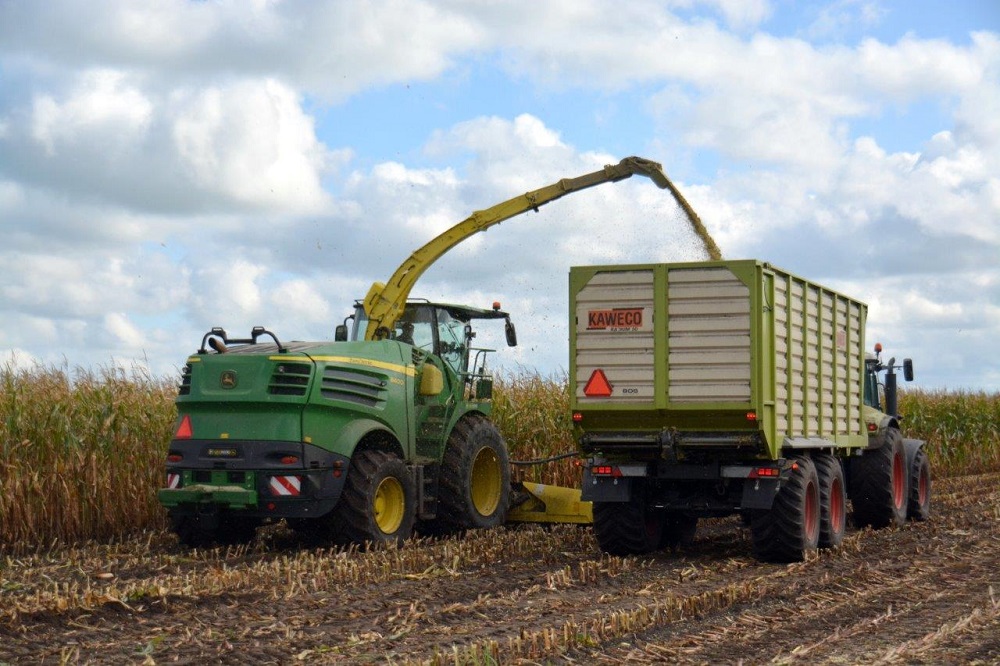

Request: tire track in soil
left=0, top=472, right=996, bottom=665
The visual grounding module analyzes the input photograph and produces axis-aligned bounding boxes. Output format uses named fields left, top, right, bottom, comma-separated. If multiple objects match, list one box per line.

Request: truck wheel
left=660, top=512, right=698, bottom=550
left=434, top=415, right=511, bottom=532
left=908, top=447, right=932, bottom=521
left=593, top=488, right=664, bottom=556
left=813, top=453, right=846, bottom=549
left=335, top=449, right=416, bottom=547
left=850, top=429, right=908, bottom=529
left=751, top=455, right=820, bottom=562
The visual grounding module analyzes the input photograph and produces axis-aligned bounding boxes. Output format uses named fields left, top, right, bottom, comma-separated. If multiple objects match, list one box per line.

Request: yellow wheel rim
left=470, top=446, right=502, bottom=517
left=374, top=476, right=405, bottom=534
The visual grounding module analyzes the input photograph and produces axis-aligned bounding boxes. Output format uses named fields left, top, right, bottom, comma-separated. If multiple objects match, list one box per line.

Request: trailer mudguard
left=740, top=477, right=781, bottom=510
left=581, top=469, right=632, bottom=502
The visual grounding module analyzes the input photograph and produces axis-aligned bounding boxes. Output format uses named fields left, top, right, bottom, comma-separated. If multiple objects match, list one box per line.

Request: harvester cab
left=341, top=300, right=516, bottom=400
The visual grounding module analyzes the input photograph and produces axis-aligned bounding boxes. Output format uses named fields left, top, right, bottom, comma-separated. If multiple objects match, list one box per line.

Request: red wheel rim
left=892, top=450, right=905, bottom=510
left=805, top=480, right=819, bottom=541
left=830, top=477, right=845, bottom=536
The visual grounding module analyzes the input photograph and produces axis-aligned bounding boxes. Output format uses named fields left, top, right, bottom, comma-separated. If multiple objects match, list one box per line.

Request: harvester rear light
left=175, top=415, right=193, bottom=439
left=166, top=453, right=183, bottom=463
left=280, top=455, right=300, bottom=465
left=591, top=465, right=623, bottom=478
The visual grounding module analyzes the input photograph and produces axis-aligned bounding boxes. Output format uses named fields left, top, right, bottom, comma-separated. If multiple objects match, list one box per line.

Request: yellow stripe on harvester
left=269, top=355, right=417, bottom=377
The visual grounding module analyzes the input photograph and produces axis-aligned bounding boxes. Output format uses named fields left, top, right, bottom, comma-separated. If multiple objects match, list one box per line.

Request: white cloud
left=171, top=78, right=333, bottom=212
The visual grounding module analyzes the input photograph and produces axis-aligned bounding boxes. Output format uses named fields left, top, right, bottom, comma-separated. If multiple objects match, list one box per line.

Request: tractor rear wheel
left=334, top=449, right=416, bottom=547
left=433, top=415, right=511, bottom=533
left=751, top=455, right=821, bottom=562
left=850, top=429, right=908, bottom=529
left=593, top=491, right=665, bottom=556
left=907, top=447, right=932, bottom=521
left=814, top=453, right=846, bottom=549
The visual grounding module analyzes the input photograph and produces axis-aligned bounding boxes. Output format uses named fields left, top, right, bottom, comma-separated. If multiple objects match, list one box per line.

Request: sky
left=1, top=0, right=998, bottom=391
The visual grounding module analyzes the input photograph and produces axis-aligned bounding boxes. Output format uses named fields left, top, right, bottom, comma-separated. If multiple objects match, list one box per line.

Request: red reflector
left=867, top=423, right=878, bottom=432
left=583, top=369, right=613, bottom=397
left=746, top=412, right=757, bottom=421
left=167, top=454, right=183, bottom=463
left=175, top=415, right=193, bottom=439
left=280, top=455, right=299, bottom=465
left=572, top=412, right=583, bottom=422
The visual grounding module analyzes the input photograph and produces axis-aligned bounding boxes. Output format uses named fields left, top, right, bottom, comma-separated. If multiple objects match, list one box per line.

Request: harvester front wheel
left=908, top=447, right=931, bottom=521
left=814, top=453, right=846, bottom=549
left=593, top=487, right=664, bottom=556
left=751, top=454, right=821, bottom=562
left=850, top=429, right=908, bottom=529
left=334, top=449, right=416, bottom=547
left=434, top=415, right=511, bottom=532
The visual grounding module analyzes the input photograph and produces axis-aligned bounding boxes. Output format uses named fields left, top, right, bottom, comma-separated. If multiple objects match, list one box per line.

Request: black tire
left=751, top=455, right=821, bottom=563
left=593, top=490, right=664, bottom=556
left=850, top=429, right=908, bottom=529
left=333, top=449, right=416, bottom=547
left=814, top=453, right=847, bottom=549
left=907, top=447, right=931, bottom=521
left=660, top=512, right=698, bottom=550
left=433, top=415, right=511, bottom=533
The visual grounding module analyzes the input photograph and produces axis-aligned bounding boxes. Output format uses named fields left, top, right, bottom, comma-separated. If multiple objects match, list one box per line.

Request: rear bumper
left=159, top=439, right=349, bottom=519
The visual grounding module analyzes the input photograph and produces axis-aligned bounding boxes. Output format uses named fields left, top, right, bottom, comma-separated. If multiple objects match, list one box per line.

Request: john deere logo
left=220, top=370, right=238, bottom=389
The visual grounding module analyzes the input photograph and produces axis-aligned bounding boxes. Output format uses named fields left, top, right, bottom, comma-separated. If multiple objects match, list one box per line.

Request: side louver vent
left=321, top=368, right=387, bottom=408
left=178, top=364, right=192, bottom=396
left=268, top=362, right=313, bottom=396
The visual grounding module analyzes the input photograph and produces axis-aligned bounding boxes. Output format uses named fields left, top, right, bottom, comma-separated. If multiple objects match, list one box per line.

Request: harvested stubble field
left=2, top=367, right=1000, bottom=664
left=1, top=470, right=999, bottom=665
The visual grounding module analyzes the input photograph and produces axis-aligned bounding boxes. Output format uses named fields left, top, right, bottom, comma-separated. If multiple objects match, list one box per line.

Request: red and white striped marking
left=166, top=473, right=181, bottom=489
left=269, top=475, right=302, bottom=496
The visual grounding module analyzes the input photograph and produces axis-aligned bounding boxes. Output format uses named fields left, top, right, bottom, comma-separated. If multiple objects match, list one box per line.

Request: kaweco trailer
left=570, top=260, right=930, bottom=562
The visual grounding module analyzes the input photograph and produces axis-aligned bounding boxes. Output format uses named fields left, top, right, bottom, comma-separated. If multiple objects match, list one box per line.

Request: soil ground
left=1, top=471, right=998, bottom=665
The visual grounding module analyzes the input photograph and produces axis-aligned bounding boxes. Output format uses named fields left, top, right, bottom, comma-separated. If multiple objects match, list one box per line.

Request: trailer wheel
left=334, top=449, right=416, bottom=547
left=434, top=415, right=511, bottom=532
left=751, top=455, right=820, bottom=562
left=593, top=487, right=664, bottom=556
left=850, top=429, right=908, bottom=529
left=907, top=447, right=932, bottom=522
left=813, top=454, right=846, bottom=549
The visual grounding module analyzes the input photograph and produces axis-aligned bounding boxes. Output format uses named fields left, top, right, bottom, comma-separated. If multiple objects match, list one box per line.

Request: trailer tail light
left=572, top=412, right=583, bottom=422
left=746, top=412, right=757, bottom=421
left=175, top=415, right=193, bottom=439
left=591, top=465, right=623, bottom=478
left=749, top=467, right=780, bottom=479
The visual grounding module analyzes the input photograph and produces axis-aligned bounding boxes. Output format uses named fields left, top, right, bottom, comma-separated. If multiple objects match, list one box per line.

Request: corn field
left=0, top=363, right=997, bottom=549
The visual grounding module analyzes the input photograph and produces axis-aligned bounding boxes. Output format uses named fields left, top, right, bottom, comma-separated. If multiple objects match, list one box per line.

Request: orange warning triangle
left=583, top=369, right=613, bottom=397
left=175, top=415, right=193, bottom=439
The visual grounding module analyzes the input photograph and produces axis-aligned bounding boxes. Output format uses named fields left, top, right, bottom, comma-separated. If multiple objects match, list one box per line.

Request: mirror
left=505, top=318, right=518, bottom=347
left=903, top=358, right=914, bottom=382
left=334, top=324, right=348, bottom=342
